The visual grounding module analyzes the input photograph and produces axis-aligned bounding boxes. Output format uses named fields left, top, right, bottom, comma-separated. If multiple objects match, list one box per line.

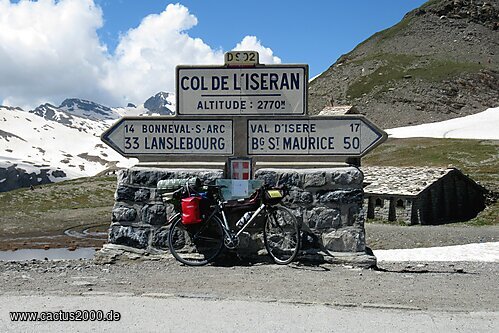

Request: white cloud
left=0, top=0, right=110, bottom=107
left=0, top=1, right=281, bottom=109
left=232, top=36, right=281, bottom=64
left=103, top=3, right=224, bottom=106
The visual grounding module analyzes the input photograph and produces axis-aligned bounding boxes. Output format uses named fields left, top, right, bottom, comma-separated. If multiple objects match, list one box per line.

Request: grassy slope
left=0, top=175, right=116, bottom=236
left=363, top=138, right=499, bottom=225
left=346, top=53, right=484, bottom=99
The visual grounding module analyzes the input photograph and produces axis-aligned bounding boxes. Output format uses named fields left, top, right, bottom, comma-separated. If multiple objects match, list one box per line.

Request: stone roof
left=318, top=105, right=358, bottom=116
left=361, top=166, right=454, bottom=197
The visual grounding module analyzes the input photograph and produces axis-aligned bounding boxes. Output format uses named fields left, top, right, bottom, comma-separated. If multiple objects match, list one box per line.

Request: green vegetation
left=364, top=138, right=499, bottom=226
left=371, top=16, right=413, bottom=43
left=0, top=175, right=116, bottom=236
left=346, top=53, right=484, bottom=99
left=363, top=138, right=498, bottom=188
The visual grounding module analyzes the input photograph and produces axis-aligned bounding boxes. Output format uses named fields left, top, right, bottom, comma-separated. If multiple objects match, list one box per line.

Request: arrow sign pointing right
left=247, top=116, right=387, bottom=157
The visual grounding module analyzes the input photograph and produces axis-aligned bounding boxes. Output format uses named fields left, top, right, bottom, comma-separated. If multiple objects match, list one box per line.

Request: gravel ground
left=0, top=257, right=497, bottom=312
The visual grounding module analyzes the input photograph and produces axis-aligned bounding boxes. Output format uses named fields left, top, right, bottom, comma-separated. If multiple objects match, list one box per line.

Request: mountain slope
left=0, top=90, right=178, bottom=191
left=309, top=0, right=499, bottom=128
left=0, top=106, right=134, bottom=191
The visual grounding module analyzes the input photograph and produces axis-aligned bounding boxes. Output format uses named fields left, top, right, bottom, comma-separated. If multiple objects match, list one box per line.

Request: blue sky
left=95, top=0, right=427, bottom=78
left=1, top=0, right=427, bottom=108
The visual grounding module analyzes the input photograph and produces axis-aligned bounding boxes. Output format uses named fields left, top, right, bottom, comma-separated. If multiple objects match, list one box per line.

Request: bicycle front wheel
left=263, top=205, right=300, bottom=264
left=168, top=214, right=224, bottom=266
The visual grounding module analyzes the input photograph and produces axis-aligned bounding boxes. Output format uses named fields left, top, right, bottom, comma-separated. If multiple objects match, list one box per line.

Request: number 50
left=343, top=137, right=360, bottom=149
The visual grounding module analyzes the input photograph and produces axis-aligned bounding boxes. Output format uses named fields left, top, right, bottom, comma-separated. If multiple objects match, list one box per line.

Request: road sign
left=101, top=117, right=233, bottom=157
left=176, top=65, right=308, bottom=116
left=247, top=116, right=387, bottom=157
left=224, top=51, right=259, bottom=66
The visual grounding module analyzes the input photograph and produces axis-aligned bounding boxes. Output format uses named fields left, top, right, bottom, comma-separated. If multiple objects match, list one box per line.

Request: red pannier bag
left=181, top=197, right=203, bottom=224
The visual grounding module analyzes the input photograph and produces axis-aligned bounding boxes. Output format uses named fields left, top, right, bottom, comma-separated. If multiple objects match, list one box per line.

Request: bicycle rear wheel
left=263, top=205, right=300, bottom=264
left=168, top=214, right=224, bottom=266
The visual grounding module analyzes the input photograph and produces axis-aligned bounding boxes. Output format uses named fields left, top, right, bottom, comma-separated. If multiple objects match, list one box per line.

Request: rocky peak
left=420, top=0, right=499, bottom=28
left=29, top=103, right=73, bottom=125
left=0, top=105, right=24, bottom=112
left=58, top=98, right=120, bottom=121
left=59, top=98, right=112, bottom=115
left=143, top=92, right=174, bottom=115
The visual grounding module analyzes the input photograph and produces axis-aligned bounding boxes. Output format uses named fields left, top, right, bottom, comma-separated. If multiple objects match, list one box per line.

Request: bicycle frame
left=203, top=195, right=267, bottom=243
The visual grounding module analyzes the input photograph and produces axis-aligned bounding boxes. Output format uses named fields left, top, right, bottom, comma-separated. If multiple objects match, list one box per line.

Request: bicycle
left=163, top=181, right=300, bottom=266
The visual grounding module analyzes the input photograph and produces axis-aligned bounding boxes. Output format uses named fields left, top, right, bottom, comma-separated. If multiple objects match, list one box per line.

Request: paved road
left=1, top=294, right=497, bottom=332
left=1, top=257, right=498, bottom=332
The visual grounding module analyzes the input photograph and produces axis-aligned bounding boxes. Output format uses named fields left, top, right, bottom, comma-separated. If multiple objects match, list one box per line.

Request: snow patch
left=386, top=107, right=499, bottom=140
left=374, top=242, right=499, bottom=262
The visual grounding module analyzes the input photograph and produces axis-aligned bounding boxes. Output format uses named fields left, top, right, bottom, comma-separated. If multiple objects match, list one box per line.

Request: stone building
left=362, top=166, right=486, bottom=225
left=318, top=105, right=358, bottom=116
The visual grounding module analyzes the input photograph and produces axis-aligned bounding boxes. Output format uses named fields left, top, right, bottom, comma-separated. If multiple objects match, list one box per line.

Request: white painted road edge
left=374, top=242, right=499, bottom=262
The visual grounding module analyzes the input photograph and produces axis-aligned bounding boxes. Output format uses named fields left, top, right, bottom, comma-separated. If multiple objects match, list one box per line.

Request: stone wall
left=110, top=168, right=224, bottom=250
left=255, top=167, right=366, bottom=253
left=109, top=166, right=372, bottom=264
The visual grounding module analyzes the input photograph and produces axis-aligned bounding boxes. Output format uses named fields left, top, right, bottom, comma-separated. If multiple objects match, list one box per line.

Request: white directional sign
left=176, top=65, right=308, bottom=116
left=247, top=117, right=386, bottom=156
left=101, top=118, right=233, bottom=157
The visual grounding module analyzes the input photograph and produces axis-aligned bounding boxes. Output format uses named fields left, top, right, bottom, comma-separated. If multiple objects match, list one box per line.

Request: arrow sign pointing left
left=101, top=117, right=234, bottom=158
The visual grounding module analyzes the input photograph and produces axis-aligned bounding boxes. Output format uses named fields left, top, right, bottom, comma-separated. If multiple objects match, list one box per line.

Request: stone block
left=275, top=171, right=303, bottom=188
left=127, top=168, right=223, bottom=187
left=254, top=170, right=278, bottom=186
left=109, top=225, right=150, bottom=249
left=347, top=205, right=365, bottom=226
left=152, top=227, right=170, bottom=250
left=318, top=189, right=363, bottom=205
left=304, top=171, right=327, bottom=188
left=134, top=188, right=151, bottom=202
left=115, top=185, right=137, bottom=202
left=322, top=227, right=365, bottom=252
left=109, top=166, right=370, bottom=263
left=286, top=189, right=314, bottom=207
left=112, top=205, right=137, bottom=222
left=330, top=168, right=363, bottom=186
left=141, top=204, right=167, bottom=225
left=306, top=207, right=341, bottom=230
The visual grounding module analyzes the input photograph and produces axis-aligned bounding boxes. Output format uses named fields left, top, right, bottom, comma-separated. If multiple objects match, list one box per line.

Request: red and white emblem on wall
left=229, top=158, right=252, bottom=180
